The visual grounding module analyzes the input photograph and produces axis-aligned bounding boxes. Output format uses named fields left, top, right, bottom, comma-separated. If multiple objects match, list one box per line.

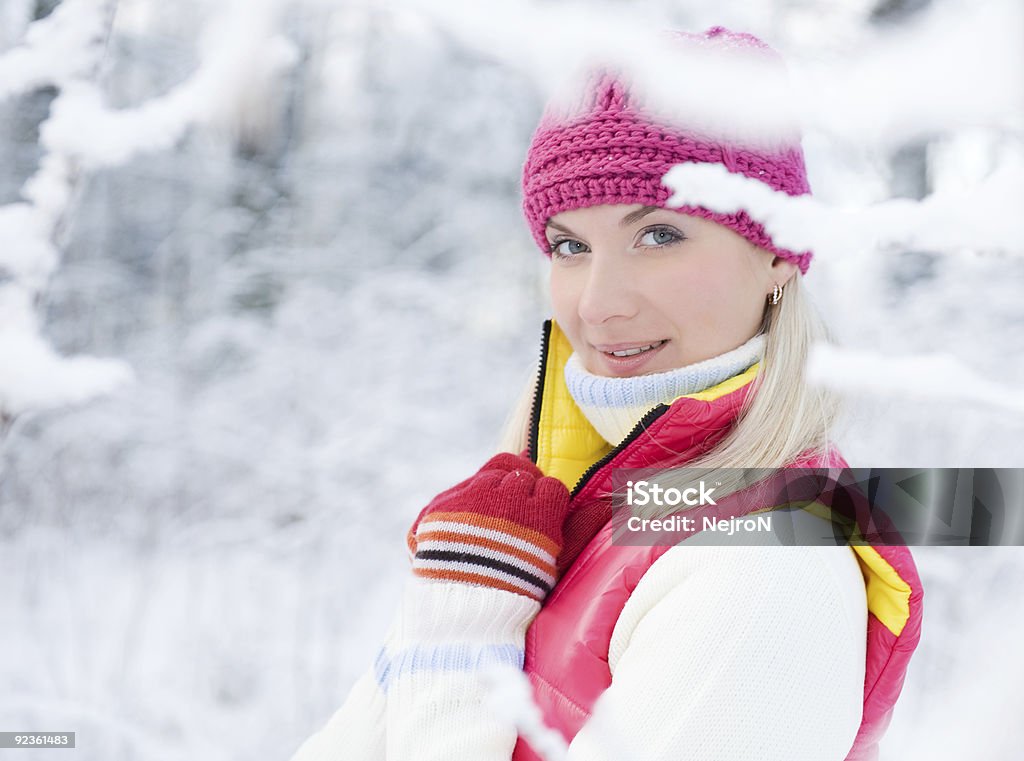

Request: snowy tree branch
left=807, top=343, right=1024, bottom=416
left=661, top=158, right=1024, bottom=260
left=0, top=0, right=297, bottom=424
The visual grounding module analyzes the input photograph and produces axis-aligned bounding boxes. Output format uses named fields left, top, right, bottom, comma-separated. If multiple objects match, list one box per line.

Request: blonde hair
left=494, top=273, right=843, bottom=512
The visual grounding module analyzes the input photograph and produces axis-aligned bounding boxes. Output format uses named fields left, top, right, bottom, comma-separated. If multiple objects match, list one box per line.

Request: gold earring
left=769, top=283, right=783, bottom=305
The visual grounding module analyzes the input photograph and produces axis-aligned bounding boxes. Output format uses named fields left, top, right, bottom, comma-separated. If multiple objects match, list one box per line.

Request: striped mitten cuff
left=408, top=454, right=572, bottom=603
left=412, top=510, right=559, bottom=602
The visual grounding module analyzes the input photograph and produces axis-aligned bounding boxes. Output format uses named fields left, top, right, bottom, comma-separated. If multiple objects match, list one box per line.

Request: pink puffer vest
left=511, top=320, right=924, bottom=761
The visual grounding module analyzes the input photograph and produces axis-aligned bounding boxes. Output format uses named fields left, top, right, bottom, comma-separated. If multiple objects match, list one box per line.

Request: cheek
left=548, top=270, right=583, bottom=339
left=649, top=260, right=758, bottom=331
left=548, top=270, right=575, bottom=319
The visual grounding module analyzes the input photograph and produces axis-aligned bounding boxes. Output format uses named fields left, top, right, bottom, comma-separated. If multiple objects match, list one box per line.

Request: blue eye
left=638, top=226, right=684, bottom=247
left=549, top=239, right=588, bottom=259
left=547, top=227, right=684, bottom=259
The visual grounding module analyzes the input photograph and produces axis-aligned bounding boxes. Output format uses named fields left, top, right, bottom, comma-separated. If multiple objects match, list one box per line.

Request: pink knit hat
left=521, top=26, right=814, bottom=274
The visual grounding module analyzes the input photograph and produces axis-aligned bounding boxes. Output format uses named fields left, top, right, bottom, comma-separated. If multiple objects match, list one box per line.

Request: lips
left=605, top=340, right=667, bottom=357
left=593, top=339, right=669, bottom=356
left=590, top=338, right=670, bottom=376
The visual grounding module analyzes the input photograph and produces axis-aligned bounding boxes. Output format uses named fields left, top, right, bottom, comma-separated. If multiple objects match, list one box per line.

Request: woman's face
left=547, top=203, right=797, bottom=378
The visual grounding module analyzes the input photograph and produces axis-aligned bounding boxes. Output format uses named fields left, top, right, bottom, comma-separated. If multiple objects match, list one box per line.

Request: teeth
left=608, top=340, right=665, bottom=357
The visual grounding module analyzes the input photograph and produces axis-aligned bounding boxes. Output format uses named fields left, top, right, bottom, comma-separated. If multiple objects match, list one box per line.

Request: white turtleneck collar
left=563, top=333, right=765, bottom=446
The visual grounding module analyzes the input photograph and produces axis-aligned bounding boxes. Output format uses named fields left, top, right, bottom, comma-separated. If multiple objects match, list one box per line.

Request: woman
left=288, top=25, right=923, bottom=761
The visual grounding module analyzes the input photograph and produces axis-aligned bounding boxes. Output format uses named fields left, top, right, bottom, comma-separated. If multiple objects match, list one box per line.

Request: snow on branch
left=0, top=0, right=297, bottom=422
left=482, top=662, right=643, bottom=760
left=795, top=0, right=1024, bottom=146
left=661, top=157, right=1024, bottom=260
left=0, top=278, right=135, bottom=418
left=0, top=0, right=111, bottom=101
left=397, top=0, right=803, bottom=149
left=482, top=664, right=569, bottom=761
left=807, top=343, right=1024, bottom=416
left=37, top=0, right=298, bottom=170
left=1, top=0, right=125, bottom=424
left=397, top=0, right=1023, bottom=149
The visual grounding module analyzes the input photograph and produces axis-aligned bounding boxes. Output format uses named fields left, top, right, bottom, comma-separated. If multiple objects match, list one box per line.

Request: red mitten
left=407, top=453, right=571, bottom=603
left=405, top=453, right=543, bottom=559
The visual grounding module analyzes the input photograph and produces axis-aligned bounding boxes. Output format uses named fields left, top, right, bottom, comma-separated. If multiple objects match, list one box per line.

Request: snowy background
left=1, top=0, right=1022, bottom=759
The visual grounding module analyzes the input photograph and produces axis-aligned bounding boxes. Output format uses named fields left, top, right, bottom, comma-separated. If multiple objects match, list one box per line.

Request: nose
left=575, top=252, right=640, bottom=326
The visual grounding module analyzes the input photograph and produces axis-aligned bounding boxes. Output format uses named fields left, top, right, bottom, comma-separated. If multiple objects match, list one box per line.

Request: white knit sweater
left=288, top=535, right=867, bottom=760
left=287, top=351, right=868, bottom=760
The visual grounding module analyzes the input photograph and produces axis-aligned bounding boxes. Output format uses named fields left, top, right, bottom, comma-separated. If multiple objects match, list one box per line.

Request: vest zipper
left=527, top=320, right=552, bottom=464
left=527, top=318, right=671, bottom=498
left=569, top=403, right=670, bottom=498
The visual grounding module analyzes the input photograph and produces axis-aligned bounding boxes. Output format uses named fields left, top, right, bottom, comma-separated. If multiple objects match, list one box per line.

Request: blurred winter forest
left=1, top=0, right=1022, bottom=758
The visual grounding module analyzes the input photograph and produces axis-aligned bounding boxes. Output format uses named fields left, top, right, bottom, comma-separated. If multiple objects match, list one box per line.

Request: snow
left=35, top=3, right=298, bottom=170
left=0, top=306, right=135, bottom=414
left=793, top=0, right=1024, bottom=146
left=0, top=0, right=109, bottom=101
left=663, top=156, right=1024, bottom=260
left=398, top=0, right=1024, bottom=149
left=0, top=203, right=59, bottom=287
left=807, top=342, right=1024, bottom=415
left=1, top=1, right=1023, bottom=759
left=482, top=664, right=569, bottom=761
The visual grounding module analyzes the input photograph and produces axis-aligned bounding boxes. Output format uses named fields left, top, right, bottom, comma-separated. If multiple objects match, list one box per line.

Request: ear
left=768, top=256, right=798, bottom=291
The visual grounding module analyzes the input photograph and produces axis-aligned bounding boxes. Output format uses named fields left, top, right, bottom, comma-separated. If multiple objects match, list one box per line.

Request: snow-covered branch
left=36, top=0, right=298, bottom=170
left=0, top=0, right=297, bottom=422
left=397, top=0, right=1023, bottom=148
left=807, top=343, right=1024, bottom=416
left=482, top=663, right=569, bottom=761
left=795, top=0, right=1024, bottom=146
left=1, top=0, right=125, bottom=423
left=0, top=0, right=111, bottom=101
left=661, top=156, right=1024, bottom=260
left=0, top=275, right=136, bottom=424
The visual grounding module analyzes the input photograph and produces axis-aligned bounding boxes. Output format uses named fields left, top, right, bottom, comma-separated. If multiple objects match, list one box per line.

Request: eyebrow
left=545, top=205, right=661, bottom=236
